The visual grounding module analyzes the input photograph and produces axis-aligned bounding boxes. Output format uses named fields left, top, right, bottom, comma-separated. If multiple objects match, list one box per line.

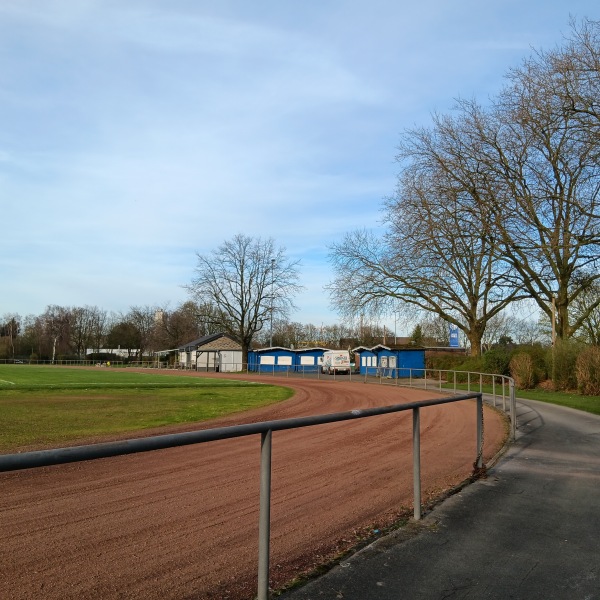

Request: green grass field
left=0, top=365, right=293, bottom=453
left=440, top=381, right=600, bottom=416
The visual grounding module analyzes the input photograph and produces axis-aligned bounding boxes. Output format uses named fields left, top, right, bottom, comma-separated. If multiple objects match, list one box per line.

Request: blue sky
left=1, top=1, right=598, bottom=331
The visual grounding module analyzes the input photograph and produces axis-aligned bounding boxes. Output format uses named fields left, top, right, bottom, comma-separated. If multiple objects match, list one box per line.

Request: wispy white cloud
left=1, top=0, right=596, bottom=325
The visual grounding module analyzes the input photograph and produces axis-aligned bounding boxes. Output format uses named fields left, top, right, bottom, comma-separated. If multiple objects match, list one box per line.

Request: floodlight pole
left=270, top=258, right=275, bottom=347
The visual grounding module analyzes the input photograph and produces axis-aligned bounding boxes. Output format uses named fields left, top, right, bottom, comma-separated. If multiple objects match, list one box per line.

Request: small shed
left=293, top=347, right=329, bottom=372
left=248, top=347, right=296, bottom=372
left=248, top=346, right=330, bottom=372
left=352, top=344, right=425, bottom=378
left=178, top=333, right=242, bottom=372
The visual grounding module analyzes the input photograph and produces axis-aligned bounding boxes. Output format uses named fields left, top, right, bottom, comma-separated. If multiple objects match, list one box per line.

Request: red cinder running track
left=0, top=372, right=506, bottom=600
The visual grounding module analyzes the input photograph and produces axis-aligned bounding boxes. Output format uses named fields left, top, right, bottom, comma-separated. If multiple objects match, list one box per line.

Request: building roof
left=251, top=346, right=330, bottom=353
left=352, top=344, right=425, bottom=353
left=251, top=346, right=297, bottom=353
left=294, top=346, right=329, bottom=353
left=178, top=333, right=240, bottom=352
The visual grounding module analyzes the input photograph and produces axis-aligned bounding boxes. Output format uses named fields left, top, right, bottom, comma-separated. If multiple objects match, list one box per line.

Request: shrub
left=425, top=352, right=467, bottom=371
left=576, top=346, right=600, bottom=396
left=451, top=356, right=485, bottom=383
left=510, top=353, right=537, bottom=389
left=548, top=339, right=582, bottom=391
left=483, top=348, right=511, bottom=376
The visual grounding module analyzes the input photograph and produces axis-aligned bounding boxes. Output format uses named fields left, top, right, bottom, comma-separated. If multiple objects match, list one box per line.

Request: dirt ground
left=0, top=372, right=507, bottom=600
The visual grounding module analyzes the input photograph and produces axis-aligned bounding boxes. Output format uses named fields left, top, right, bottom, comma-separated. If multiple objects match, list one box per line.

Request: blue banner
left=449, top=325, right=459, bottom=348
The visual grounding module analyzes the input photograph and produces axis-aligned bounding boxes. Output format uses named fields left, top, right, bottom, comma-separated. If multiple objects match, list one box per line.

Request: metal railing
left=238, top=364, right=517, bottom=441
left=0, top=392, right=484, bottom=600
left=0, top=361, right=518, bottom=438
left=371, top=367, right=517, bottom=441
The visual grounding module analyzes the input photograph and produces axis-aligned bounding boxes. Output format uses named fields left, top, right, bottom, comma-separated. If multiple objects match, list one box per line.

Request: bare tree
left=126, top=305, right=161, bottom=359
left=568, top=275, right=600, bottom=344
left=480, top=312, right=514, bottom=352
left=106, top=317, right=142, bottom=358
left=420, top=314, right=452, bottom=346
left=328, top=108, right=523, bottom=356
left=329, top=20, right=600, bottom=352
left=153, top=301, right=214, bottom=350
left=89, top=307, right=109, bottom=355
left=70, top=306, right=107, bottom=359
left=552, top=18, right=600, bottom=131
left=41, top=305, right=72, bottom=362
left=21, top=314, right=45, bottom=360
left=258, top=318, right=307, bottom=348
left=187, top=234, right=303, bottom=364
left=468, top=20, right=600, bottom=339
left=0, top=314, right=20, bottom=359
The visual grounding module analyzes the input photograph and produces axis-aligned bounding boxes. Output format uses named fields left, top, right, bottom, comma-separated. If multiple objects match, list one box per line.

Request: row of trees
left=0, top=303, right=219, bottom=362
left=1, top=299, right=552, bottom=363
left=0, top=235, right=306, bottom=363
left=328, top=18, right=600, bottom=356
left=0, top=304, right=403, bottom=362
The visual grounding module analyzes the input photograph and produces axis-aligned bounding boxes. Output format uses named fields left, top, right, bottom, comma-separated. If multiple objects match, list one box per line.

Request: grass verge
left=440, top=381, right=600, bottom=416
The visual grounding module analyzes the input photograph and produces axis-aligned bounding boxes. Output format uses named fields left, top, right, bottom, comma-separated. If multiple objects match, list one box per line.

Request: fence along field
left=0, top=365, right=292, bottom=452
left=0, top=365, right=507, bottom=599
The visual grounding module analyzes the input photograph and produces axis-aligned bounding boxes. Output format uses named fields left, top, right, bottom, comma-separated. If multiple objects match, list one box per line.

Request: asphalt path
left=281, top=398, right=600, bottom=600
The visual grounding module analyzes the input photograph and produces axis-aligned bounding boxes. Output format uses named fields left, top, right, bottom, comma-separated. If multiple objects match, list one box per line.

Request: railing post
left=258, top=430, right=273, bottom=600
left=509, top=379, right=517, bottom=441
left=413, top=407, right=421, bottom=520
left=476, top=394, right=483, bottom=470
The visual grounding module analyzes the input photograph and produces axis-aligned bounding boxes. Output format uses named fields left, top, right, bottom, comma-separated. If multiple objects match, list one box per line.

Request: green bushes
left=429, top=342, right=600, bottom=396
left=425, top=353, right=467, bottom=371
left=547, top=339, right=582, bottom=391
left=482, top=348, right=511, bottom=376
left=576, top=346, right=600, bottom=396
left=484, top=340, right=600, bottom=395
left=509, top=353, right=538, bottom=389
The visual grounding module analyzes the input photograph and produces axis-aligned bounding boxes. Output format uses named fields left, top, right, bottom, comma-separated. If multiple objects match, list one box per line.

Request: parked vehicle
left=320, top=350, right=351, bottom=375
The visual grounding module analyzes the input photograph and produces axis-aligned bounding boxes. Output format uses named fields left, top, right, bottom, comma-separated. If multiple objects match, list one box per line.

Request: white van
left=320, top=350, right=351, bottom=375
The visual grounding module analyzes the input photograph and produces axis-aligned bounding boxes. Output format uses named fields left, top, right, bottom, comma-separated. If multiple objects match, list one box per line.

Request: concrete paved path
left=281, top=399, right=600, bottom=600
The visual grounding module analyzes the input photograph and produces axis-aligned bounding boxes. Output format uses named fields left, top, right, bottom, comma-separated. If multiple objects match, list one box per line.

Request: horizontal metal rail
left=241, top=364, right=517, bottom=441
left=0, top=392, right=484, bottom=600
left=2, top=361, right=516, bottom=439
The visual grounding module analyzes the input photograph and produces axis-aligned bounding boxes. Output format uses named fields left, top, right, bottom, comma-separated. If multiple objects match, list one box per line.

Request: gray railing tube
left=509, top=379, right=517, bottom=441
left=0, top=392, right=484, bottom=599
left=0, top=394, right=481, bottom=473
left=476, top=395, right=483, bottom=470
left=258, top=430, right=272, bottom=600
left=413, top=407, right=421, bottom=520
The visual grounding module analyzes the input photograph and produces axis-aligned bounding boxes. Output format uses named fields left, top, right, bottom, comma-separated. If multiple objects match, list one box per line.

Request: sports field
left=0, top=368, right=507, bottom=599
left=0, top=365, right=293, bottom=452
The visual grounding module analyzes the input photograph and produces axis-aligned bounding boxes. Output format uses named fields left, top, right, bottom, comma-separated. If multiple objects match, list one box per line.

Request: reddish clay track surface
left=0, top=372, right=506, bottom=600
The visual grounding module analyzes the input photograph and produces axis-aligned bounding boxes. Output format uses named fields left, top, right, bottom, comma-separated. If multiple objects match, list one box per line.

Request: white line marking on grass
left=0, top=379, right=15, bottom=385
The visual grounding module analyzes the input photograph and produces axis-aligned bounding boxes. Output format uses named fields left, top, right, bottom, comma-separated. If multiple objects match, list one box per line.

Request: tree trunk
left=241, top=344, right=250, bottom=371
left=467, top=325, right=484, bottom=357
